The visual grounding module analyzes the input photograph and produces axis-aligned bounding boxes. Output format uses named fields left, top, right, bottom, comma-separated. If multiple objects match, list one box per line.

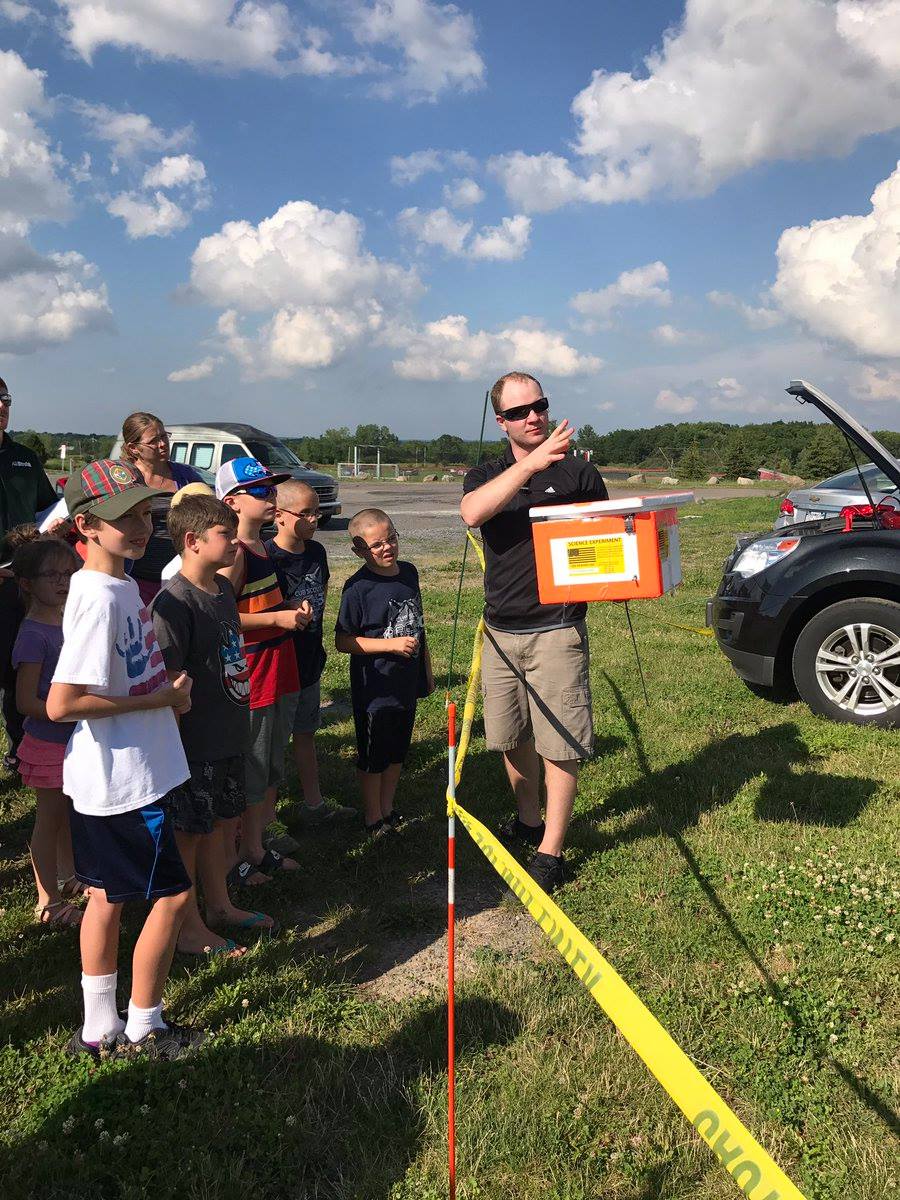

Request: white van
left=110, top=421, right=341, bottom=525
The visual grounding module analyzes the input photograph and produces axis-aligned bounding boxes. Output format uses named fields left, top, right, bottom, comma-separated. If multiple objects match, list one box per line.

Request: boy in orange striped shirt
left=216, top=458, right=307, bottom=891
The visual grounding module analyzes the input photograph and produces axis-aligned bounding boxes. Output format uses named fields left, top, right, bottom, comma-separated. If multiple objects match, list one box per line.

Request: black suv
left=707, top=380, right=900, bottom=728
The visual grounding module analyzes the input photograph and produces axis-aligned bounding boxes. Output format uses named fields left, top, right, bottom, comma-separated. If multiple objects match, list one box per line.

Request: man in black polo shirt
left=0, top=377, right=58, bottom=765
left=461, top=371, right=607, bottom=892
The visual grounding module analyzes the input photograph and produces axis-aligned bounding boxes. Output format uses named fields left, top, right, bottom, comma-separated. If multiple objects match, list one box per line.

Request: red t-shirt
left=235, top=543, right=299, bottom=709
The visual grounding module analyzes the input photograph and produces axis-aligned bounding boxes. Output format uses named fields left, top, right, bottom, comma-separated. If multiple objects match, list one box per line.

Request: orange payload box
left=529, top=493, right=694, bottom=603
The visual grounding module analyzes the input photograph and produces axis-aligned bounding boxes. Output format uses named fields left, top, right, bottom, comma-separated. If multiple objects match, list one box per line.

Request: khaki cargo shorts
left=481, top=621, right=593, bottom=762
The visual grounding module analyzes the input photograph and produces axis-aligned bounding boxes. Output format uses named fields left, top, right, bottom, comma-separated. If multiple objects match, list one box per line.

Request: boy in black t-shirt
left=151, top=493, right=277, bottom=953
left=267, top=481, right=354, bottom=823
left=335, top=508, right=434, bottom=836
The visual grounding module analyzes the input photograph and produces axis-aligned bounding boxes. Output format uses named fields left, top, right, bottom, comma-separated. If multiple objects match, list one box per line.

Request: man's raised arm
left=460, top=420, right=573, bottom=528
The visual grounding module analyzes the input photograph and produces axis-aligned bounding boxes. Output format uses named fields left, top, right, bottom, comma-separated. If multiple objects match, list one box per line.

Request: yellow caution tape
left=451, top=802, right=806, bottom=1200
left=445, top=556, right=806, bottom=1198
left=654, top=617, right=714, bottom=637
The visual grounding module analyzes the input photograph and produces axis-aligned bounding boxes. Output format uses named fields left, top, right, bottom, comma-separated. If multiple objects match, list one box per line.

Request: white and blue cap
left=215, top=456, right=291, bottom=499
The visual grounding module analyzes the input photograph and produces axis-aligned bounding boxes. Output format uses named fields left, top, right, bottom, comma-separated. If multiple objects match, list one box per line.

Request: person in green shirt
left=1, top=379, right=59, bottom=766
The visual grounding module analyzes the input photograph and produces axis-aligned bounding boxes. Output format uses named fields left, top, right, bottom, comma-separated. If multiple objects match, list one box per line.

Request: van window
left=245, top=439, right=302, bottom=468
left=189, top=444, right=215, bottom=471
left=221, top=443, right=244, bottom=464
left=170, top=442, right=188, bottom=463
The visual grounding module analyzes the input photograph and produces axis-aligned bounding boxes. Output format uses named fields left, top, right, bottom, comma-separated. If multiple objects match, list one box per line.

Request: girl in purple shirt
left=10, top=528, right=82, bottom=927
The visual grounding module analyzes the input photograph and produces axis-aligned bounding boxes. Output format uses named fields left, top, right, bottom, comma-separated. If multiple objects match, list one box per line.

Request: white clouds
left=167, top=355, right=222, bottom=382
left=707, top=290, right=783, bottom=330
left=73, top=101, right=192, bottom=162
left=0, top=51, right=71, bottom=231
left=0, top=240, right=111, bottom=353
left=491, top=0, right=900, bottom=212
left=142, top=154, right=207, bottom=189
left=654, top=388, right=697, bottom=415
left=772, top=162, right=900, bottom=358
left=442, top=176, right=483, bottom=208
left=385, top=314, right=602, bottom=381
left=468, top=215, right=530, bottom=262
left=652, top=323, right=698, bottom=345
left=59, top=0, right=482, bottom=100
left=107, top=191, right=190, bottom=239
left=352, top=0, right=485, bottom=102
left=389, top=148, right=476, bottom=185
left=851, top=364, right=900, bottom=403
left=571, top=261, right=670, bottom=326
left=398, top=206, right=530, bottom=261
left=191, top=200, right=420, bottom=312
left=0, top=1, right=38, bottom=22
left=185, top=200, right=421, bottom=377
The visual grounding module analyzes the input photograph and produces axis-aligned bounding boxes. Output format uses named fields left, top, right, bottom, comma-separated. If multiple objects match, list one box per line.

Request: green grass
left=1, top=497, right=897, bottom=1199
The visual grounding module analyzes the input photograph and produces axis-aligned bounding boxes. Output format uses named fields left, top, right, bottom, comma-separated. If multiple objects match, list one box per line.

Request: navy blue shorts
left=353, top=705, right=416, bottom=774
left=70, top=793, right=191, bottom=903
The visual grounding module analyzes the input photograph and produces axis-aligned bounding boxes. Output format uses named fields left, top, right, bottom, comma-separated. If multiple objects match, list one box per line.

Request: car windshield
left=817, top=463, right=898, bottom=493
left=245, top=439, right=303, bottom=468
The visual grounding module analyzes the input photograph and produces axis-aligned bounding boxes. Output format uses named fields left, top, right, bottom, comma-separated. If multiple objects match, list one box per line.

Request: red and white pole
left=447, top=700, right=457, bottom=1200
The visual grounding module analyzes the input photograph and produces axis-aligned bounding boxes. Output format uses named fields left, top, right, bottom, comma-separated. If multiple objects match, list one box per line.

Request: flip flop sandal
left=176, top=938, right=245, bottom=958
left=227, top=910, right=281, bottom=935
left=35, top=900, right=82, bottom=928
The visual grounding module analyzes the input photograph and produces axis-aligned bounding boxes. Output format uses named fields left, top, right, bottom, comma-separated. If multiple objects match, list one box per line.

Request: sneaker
left=498, top=814, right=545, bottom=849
left=2, top=752, right=17, bottom=773
left=66, top=1025, right=121, bottom=1061
left=116, top=1022, right=206, bottom=1061
left=526, top=852, right=567, bottom=894
left=296, top=799, right=357, bottom=824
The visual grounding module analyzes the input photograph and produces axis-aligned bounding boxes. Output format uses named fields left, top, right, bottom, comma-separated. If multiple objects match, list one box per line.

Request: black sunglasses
left=498, top=396, right=549, bottom=422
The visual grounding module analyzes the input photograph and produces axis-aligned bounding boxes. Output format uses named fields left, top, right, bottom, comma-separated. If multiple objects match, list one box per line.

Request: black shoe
left=526, top=852, right=566, bottom=894
left=383, top=811, right=404, bottom=832
left=65, top=1025, right=121, bottom=1061
left=116, top=1022, right=205, bottom=1061
left=365, top=818, right=390, bottom=840
left=498, top=814, right=545, bottom=849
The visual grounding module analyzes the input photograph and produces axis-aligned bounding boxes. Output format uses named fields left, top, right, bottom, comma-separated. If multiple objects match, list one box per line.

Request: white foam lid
left=529, top=492, right=695, bottom=520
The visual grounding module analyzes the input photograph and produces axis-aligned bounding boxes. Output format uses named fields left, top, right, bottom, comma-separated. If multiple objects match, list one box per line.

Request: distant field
left=1, top=496, right=897, bottom=1200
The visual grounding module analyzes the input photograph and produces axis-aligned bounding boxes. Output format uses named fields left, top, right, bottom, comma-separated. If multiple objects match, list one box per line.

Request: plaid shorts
left=168, top=755, right=247, bottom=835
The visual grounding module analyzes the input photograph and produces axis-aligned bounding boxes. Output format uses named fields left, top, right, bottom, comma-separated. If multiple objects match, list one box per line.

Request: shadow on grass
left=2, top=994, right=519, bottom=1200
left=602, top=674, right=899, bottom=1141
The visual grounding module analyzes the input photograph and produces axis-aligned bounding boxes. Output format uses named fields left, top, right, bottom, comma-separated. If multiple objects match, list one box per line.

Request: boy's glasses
left=279, top=507, right=320, bottom=520
left=235, top=484, right=276, bottom=499
left=365, top=532, right=399, bottom=551
left=498, top=396, right=549, bottom=422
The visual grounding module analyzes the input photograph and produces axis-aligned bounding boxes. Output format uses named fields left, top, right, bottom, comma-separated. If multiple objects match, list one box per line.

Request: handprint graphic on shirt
left=115, top=614, right=152, bottom=679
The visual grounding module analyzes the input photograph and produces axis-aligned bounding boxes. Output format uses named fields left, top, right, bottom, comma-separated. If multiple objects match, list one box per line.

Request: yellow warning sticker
left=565, top=536, right=626, bottom=576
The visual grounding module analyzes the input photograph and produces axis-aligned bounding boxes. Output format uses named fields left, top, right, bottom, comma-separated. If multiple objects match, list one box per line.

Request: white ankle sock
left=81, top=972, right=125, bottom=1043
left=124, top=999, right=167, bottom=1044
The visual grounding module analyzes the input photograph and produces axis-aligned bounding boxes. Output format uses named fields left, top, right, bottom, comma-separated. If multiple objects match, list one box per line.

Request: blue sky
left=2, top=0, right=899, bottom=441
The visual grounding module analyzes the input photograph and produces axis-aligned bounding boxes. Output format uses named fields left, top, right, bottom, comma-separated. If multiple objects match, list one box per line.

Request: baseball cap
left=215, top=456, right=291, bottom=499
left=64, top=459, right=169, bottom=521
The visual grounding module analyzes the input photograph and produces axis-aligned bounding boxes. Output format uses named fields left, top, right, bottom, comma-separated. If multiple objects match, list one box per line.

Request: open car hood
left=787, top=379, right=900, bottom=490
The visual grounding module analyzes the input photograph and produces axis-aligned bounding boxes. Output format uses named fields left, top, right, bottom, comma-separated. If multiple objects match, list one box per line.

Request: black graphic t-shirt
left=336, top=561, right=428, bottom=713
left=151, top=574, right=251, bottom=762
left=263, top=537, right=329, bottom=688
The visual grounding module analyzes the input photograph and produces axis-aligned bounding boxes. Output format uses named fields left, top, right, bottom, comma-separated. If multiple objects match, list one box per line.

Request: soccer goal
left=336, top=446, right=401, bottom=479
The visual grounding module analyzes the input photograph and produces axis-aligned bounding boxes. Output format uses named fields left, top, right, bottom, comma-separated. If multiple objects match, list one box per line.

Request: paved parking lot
left=318, top=479, right=784, bottom=563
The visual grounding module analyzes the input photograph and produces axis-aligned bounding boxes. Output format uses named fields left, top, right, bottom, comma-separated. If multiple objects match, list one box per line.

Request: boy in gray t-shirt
left=151, top=493, right=276, bottom=953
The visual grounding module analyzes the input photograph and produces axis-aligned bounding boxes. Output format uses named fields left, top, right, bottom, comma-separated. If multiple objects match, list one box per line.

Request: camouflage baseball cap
left=64, top=459, right=169, bottom=521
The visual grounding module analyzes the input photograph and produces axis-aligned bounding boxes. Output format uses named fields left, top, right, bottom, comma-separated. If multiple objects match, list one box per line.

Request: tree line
left=16, top=417, right=900, bottom=481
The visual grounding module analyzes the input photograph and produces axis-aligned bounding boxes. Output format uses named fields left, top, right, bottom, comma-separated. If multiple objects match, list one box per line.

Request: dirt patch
left=359, top=902, right=542, bottom=1002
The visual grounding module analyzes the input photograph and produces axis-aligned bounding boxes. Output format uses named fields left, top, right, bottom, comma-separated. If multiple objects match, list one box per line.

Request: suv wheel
left=792, top=598, right=900, bottom=727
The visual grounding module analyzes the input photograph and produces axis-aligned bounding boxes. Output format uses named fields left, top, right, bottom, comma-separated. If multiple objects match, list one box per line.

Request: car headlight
left=731, top=537, right=800, bottom=578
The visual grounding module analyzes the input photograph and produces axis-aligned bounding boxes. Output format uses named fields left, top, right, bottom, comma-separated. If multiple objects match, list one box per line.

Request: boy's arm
left=47, top=673, right=192, bottom=722
left=15, top=661, right=49, bottom=720
left=335, top=632, right=418, bottom=657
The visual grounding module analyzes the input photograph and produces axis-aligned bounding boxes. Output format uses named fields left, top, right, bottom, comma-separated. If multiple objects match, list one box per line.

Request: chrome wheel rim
left=815, top=622, right=900, bottom=717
